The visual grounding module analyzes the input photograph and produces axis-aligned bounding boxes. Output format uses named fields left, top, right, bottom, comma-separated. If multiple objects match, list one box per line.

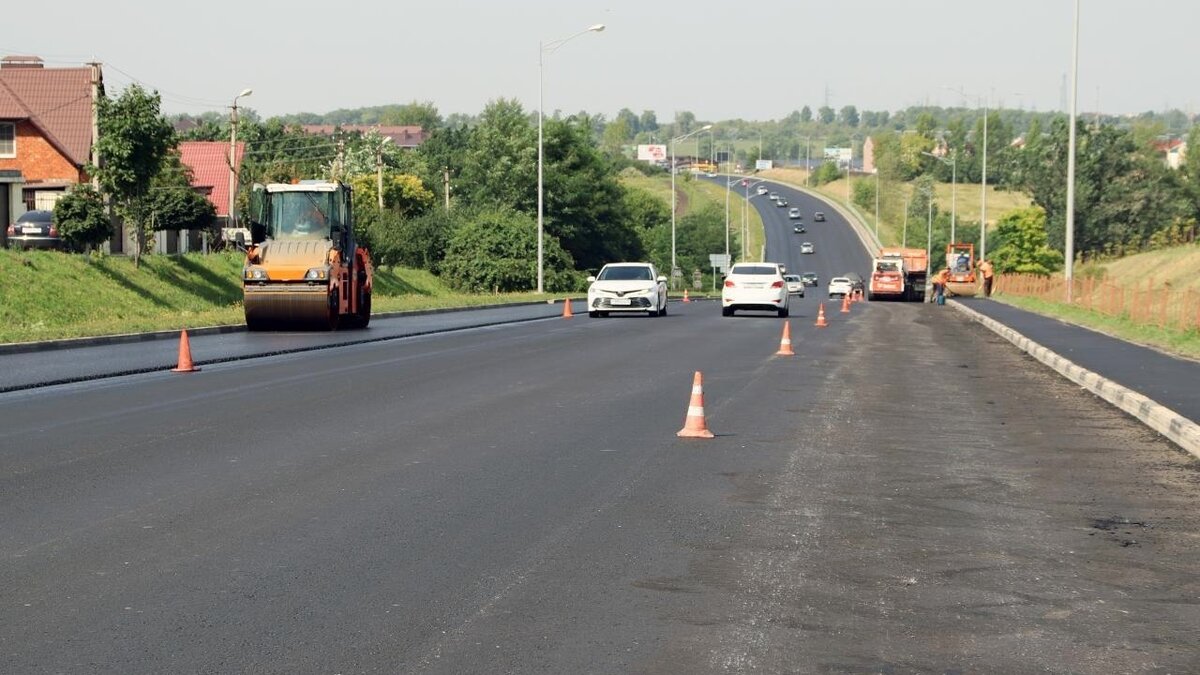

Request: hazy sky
left=6, top=1, right=1196, bottom=122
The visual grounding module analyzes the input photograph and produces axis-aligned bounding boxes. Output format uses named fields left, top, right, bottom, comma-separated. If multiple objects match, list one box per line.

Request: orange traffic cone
left=562, top=298, right=573, bottom=318
left=815, top=303, right=829, bottom=328
left=170, top=329, right=199, bottom=373
left=840, top=293, right=851, bottom=313
left=676, top=371, right=715, bottom=439
left=682, top=289, right=690, bottom=303
left=775, top=321, right=795, bottom=356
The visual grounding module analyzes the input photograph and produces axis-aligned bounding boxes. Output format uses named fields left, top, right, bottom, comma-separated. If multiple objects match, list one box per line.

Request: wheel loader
left=240, top=181, right=372, bottom=330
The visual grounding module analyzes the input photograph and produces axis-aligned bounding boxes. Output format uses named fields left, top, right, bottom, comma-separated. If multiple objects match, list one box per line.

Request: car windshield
left=268, top=191, right=343, bottom=240
left=731, top=265, right=779, bottom=276
left=597, top=266, right=653, bottom=281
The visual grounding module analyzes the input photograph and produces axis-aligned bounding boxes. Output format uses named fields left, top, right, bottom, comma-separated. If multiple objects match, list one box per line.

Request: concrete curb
left=0, top=300, right=552, bottom=356
left=949, top=299, right=1200, bottom=460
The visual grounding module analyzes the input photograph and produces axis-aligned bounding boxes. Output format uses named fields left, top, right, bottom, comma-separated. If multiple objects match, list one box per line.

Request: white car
left=587, top=263, right=669, bottom=317
left=828, top=276, right=853, bottom=299
left=756, top=186, right=769, bottom=196
left=783, top=274, right=806, bottom=296
left=721, top=262, right=790, bottom=317
left=800, top=242, right=815, bottom=254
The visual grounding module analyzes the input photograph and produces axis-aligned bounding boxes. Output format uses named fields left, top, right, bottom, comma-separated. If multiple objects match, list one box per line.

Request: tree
left=675, top=111, right=696, bottom=135
left=799, top=106, right=813, bottom=123
left=54, top=186, right=111, bottom=250
left=440, top=206, right=577, bottom=293
left=145, top=153, right=216, bottom=234
left=614, top=108, right=640, bottom=137
left=378, top=101, right=442, bottom=130
left=639, top=110, right=658, bottom=133
left=989, top=206, right=1063, bottom=275
left=92, top=84, right=176, bottom=265
left=458, top=98, right=537, bottom=212
left=602, top=116, right=632, bottom=157
left=818, top=106, right=836, bottom=125
left=839, top=105, right=860, bottom=127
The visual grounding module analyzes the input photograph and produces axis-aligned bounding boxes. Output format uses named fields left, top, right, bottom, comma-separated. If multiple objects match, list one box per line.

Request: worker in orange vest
left=933, top=268, right=950, bottom=305
left=979, top=259, right=995, bottom=297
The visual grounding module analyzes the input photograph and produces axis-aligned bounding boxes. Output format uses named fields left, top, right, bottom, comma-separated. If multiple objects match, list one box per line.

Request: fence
left=995, top=274, right=1200, bottom=332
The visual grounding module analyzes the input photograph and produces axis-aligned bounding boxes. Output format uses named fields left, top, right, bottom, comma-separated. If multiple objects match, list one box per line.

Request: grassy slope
left=620, top=172, right=766, bottom=262
left=0, top=250, right=545, bottom=344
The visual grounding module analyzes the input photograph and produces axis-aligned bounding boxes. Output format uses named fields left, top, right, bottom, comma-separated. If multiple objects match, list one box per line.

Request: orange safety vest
left=980, top=261, right=994, bottom=279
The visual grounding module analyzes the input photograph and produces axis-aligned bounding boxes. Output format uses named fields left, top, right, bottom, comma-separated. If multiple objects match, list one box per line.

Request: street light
left=537, top=23, right=605, bottom=294
left=228, top=87, right=252, bottom=251
left=670, top=124, right=713, bottom=282
left=1065, top=0, right=1080, bottom=302
left=943, top=85, right=990, bottom=261
left=922, top=150, right=957, bottom=242
left=740, top=178, right=767, bottom=262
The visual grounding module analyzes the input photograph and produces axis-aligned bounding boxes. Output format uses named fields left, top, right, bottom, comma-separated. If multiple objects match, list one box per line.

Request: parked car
left=800, top=272, right=819, bottom=287
left=793, top=225, right=806, bottom=234
left=6, top=210, right=61, bottom=250
left=783, top=274, right=806, bottom=296
left=788, top=207, right=802, bottom=219
left=586, top=262, right=669, bottom=317
left=800, top=242, right=815, bottom=254
left=813, top=212, right=826, bottom=222
left=721, top=262, right=789, bottom=317
left=828, top=276, right=854, bottom=299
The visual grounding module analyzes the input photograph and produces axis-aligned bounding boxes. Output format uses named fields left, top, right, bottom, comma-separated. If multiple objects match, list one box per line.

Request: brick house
left=300, top=124, right=428, bottom=149
left=171, top=141, right=244, bottom=252
left=0, top=56, right=100, bottom=246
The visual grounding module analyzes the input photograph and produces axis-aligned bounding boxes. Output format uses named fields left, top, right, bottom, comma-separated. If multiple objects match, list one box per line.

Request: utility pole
left=87, top=61, right=101, bottom=191
left=334, top=140, right=345, bottom=181
left=376, top=144, right=385, bottom=211
left=443, top=167, right=451, bottom=211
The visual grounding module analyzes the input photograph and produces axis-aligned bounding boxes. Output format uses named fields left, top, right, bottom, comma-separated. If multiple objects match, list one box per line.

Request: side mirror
left=234, top=231, right=246, bottom=248
left=586, top=275, right=596, bottom=283
left=656, top=276, right=667, bottom=283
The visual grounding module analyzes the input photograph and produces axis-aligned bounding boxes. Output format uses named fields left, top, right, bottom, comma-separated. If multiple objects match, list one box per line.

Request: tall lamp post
left=943, top=85, right=991, bottom=260
left=228, top=88, right=252, bottom=250
left=537, top=23, right=605, bottom=294
left=670, top=124, right=713, bottom=282
left=1065, top=0, right=1080, bottom=302
left=922, top=150, right=957, bottom=242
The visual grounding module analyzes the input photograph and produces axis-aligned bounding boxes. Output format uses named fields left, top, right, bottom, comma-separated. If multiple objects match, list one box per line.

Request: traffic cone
left=815, top=303, right=829, bottom=328
left=562, top=298, right=573, bottom=318
left=840, top=293, right=851, bottom=313
left=775, top=322, right=795, bottom=356
left=682, top=289, right=691, bottom=303
left=676, top=371, right=715, bottom=439
left=170, top=329, right=199, bottom=373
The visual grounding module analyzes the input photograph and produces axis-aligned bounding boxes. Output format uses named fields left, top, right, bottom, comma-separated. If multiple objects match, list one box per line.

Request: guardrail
left=996, top=274, right=1200, bottom=332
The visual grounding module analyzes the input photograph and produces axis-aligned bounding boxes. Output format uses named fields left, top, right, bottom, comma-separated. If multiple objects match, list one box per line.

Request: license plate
left=23, top=226, right=43, bottom=234
left=610, top=298, right=632, bottom=306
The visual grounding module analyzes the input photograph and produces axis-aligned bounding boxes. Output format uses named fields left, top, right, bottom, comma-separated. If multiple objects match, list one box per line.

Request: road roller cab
left=242, top=182, right=373, bottom=330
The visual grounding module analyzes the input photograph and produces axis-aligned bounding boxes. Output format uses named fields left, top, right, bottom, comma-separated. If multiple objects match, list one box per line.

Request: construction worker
left=933, top=268, right=950, bottom=305
left=979, top=259, right=995, bottom=297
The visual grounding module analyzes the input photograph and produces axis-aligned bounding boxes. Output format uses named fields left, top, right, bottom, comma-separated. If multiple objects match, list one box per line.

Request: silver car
left=783, top=274, right=806, bottom=296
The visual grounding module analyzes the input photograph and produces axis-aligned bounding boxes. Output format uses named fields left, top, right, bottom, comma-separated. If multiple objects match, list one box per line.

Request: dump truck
left=943, top=242, right=977, bottom=297
left=869, top=247, right=928, bottom=301
left=240, top=181, right=372, bottom=330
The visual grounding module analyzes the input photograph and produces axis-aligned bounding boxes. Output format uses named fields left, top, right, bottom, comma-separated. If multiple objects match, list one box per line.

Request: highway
left=2, top=185, right=1198, bottom=673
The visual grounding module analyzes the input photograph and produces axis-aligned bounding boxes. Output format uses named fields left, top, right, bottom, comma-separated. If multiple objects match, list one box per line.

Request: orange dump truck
left=869, top=247, right=928, bottom=301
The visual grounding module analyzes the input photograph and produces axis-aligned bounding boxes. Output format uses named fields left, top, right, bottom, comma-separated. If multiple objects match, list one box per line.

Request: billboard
left=755, top=159, right=774, bottom=170
left=824, top=147, right=852, bottom=162
left=637, top=144, right=667, bottom=162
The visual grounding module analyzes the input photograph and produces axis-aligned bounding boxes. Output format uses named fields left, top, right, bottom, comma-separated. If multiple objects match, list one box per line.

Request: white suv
left=721, top=263, right=790, bottom=317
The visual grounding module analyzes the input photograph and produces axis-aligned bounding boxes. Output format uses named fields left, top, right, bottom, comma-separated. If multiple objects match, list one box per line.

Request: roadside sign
left=709, top=254, right=731, bottom=268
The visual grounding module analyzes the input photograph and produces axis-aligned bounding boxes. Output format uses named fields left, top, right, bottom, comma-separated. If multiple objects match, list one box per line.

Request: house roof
left=300, top=124, right=428, bottom=148
left=0, top=57, right=95, bottom=166
left=178, top=141, right=244, bottom=217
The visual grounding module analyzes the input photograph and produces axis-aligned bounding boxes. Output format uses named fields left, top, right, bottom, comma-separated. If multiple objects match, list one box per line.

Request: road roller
left=943, top=242, right=978, bottom=298
left=241, top=181, right=372, bottom=330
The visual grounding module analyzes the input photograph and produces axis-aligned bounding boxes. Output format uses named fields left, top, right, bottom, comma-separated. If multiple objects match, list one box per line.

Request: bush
left=53, top=186, right=112, bottom=250
left=440, top=207, right=579, bottom=293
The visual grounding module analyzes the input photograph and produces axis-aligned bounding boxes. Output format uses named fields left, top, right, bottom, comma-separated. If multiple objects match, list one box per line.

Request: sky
left=6, top=1, right=1196, bottom=123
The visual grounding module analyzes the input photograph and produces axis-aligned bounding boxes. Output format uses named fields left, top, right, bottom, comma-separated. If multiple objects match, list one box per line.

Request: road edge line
left=949, top=299, right=1200, bottom=460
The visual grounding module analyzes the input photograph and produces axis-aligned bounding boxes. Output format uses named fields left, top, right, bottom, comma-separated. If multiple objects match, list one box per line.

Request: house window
left=0, top=122, right=14, bottom=157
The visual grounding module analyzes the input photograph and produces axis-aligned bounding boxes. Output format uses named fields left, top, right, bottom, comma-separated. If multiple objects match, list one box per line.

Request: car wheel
left=589, top=311, right=600, bottom=318
left=722, top=307, right=733, bottom=317
left=778, top=306, right=789, bottom=318
left=659, top=302, right=668, bottom=317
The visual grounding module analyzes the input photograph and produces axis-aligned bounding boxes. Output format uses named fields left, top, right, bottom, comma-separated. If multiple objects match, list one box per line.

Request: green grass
left=0, top=249, right=552, bottom=344
left=994, top=294, right=1200, bottom=361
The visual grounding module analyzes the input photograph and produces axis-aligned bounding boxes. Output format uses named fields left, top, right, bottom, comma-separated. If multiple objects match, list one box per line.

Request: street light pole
left=228, top=88, right=252, bottom=251
left=537, top=24, right=605, bottom=294
left=922, top=150, right=957, bottom=242
left=1065, top=0, right=1080, bottom=302
left=670, top=124, right=713, bottom=282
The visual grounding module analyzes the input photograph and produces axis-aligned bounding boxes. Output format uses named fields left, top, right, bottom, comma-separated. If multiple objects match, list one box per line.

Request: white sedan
left=587, top=263, right=669, bottom=317
left=828, top=276, right=854, bottom=299
left=721, top=262, right=790, bottom=317
left=800, top=242, right=815, bottom=254
left=783, top=274, right=806, bottom=296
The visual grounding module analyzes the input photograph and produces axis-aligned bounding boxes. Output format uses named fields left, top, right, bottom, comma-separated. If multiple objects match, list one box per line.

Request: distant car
left=793, top=225, right=806, bottom=234
left=768, top=191, right=780, bottom=201
left=828, top=276, right=854, bottom=299
left=6, top=210, right=61, bottom=250
left=813, top=212, right=826, bottom=222
left=788, top=207, right=802, bottom=219
left=756, top=186, right=769, bottom=196
left=783, top=274, right=806, bottom=296
left=586, top=262, right=669, bottom=317
left=721, top=262, right=789, bottom=317
left=800, top=242, right=815, bottom=254
left=800, top=272, right=819, bottom=287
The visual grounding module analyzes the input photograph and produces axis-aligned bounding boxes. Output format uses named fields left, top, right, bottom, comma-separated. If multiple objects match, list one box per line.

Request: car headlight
left=305, top=267, right=330, bottom=281
left=243, top=266, right=269, bottom=280
left=629, top=286, right=656, bottom=296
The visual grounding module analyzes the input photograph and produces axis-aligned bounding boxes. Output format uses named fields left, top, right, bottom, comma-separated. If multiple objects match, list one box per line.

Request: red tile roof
left=0, top=58, right=94, bottom=167
left=178, top=141, right=244, bottom=217
left=300, top=124, right=428, bottom=148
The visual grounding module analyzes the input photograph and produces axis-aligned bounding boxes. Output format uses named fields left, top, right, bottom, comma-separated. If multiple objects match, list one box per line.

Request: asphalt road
left=2, top=187, right=1199, bottom=672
